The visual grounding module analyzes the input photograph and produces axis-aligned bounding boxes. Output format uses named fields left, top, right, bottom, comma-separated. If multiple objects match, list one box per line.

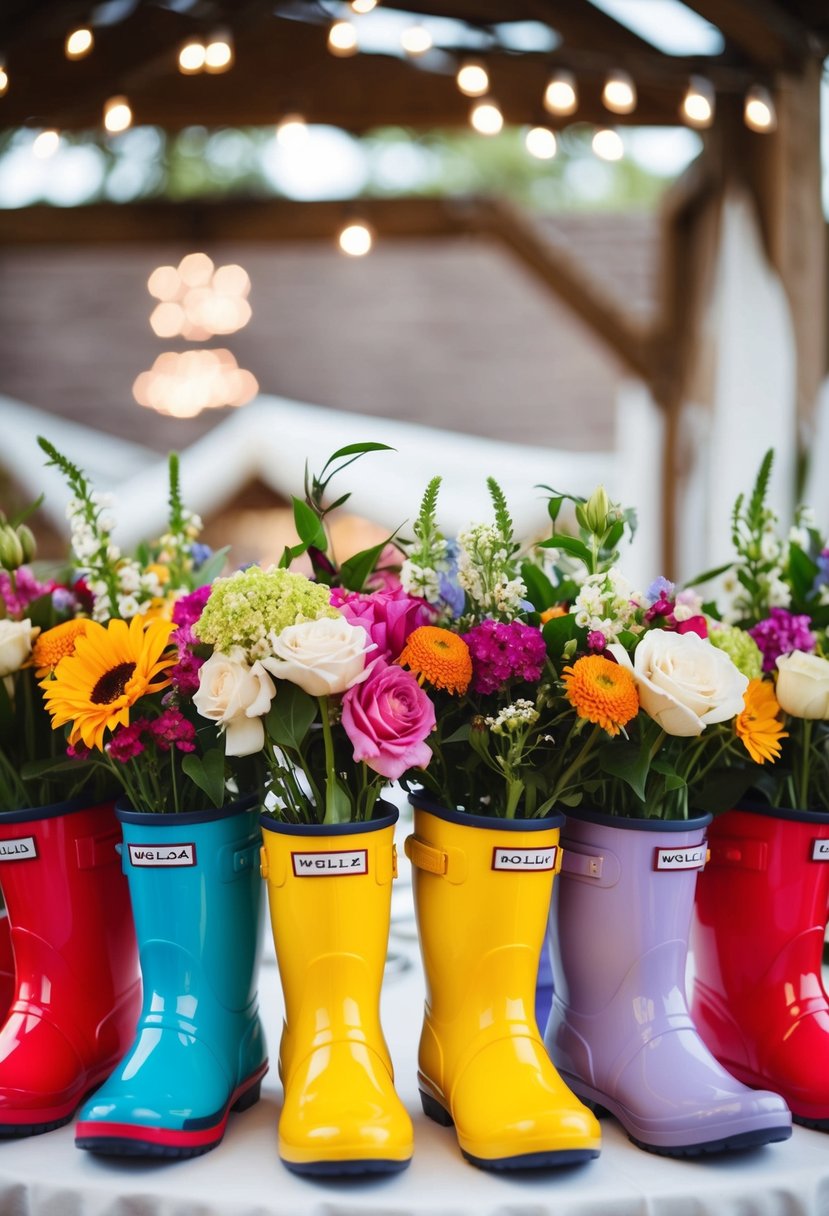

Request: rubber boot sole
left=420, top=1089, right=600, bottom=1171
left=0, top=1069, right=121, bottom=1139
left=75, top=1062, right=268, bottom=1159
left=281, top=1157, right=411, bottom=1177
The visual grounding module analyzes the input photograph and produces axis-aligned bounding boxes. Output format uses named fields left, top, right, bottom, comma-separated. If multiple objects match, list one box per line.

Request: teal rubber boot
left=75, top=796, right=267, bottom=1159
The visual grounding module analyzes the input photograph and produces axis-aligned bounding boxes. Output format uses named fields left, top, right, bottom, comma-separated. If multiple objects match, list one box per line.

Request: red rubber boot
left=0, top=912, right=14, bottom=1017
left=690, top=805, right=829, bottom=1129
left=0, top=797, right=141, bottom=1136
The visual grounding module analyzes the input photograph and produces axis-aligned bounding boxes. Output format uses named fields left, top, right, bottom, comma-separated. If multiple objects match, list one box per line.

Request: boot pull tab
left=560, top=845, right=621, bottom=888
left=404, top=834, right=467, bottom=884
left=260, top=843, right=288, bottom=887
left=375, top=841, right=397, bottom=886
left=75, top=829, right=121, bottom=871
left=708, top=837, right=767, bottom=872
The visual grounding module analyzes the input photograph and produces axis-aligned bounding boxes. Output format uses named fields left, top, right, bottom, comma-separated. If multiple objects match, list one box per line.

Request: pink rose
left=330, top=585, right=434, bottom=662
left=342, top=662, right=435, bottom=781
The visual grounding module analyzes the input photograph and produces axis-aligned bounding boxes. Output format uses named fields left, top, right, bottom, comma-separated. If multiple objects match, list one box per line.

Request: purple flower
left=107, top=720, right=149, bottom=762
left=463, top=618, right=547, bottom=696
left=646, top=577, right=675, bottom=605
left=331, top=586, right=434, bottom=662
left=587, top=630, right=607, bottom=653
left=172, top=584, right=212, bottom=629
left=190, top=543, right=213, bottom=569
left=149, top=710, right=197, bottom=753
left=51, top=586, right=77, bottom=616
left=750, top=608, right=816, bottom=673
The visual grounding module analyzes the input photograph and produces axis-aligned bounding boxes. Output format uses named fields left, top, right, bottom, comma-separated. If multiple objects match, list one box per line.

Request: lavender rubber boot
left=545, top=810, right=791, bottom=1157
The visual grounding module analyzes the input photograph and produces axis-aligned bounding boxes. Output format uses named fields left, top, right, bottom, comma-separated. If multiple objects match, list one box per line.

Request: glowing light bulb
left=276, top=114, right=309, bottom=148
left=338, top=222, right=373, bottom=256
left=65, top=27, right=93, bottom=59
left=204, top=33, right=233, bottom=73
left=456, top=62, right=489, bottom=97
left=544, top=71, right=577, bottom=116
left=400, top=25, right=432, bottom=55
left=681, top=76, right=715, bottom=128
left=351, top=0, right=377, bottom=11
left=525, top=126, right=557, bottom=159
left=178, top=41, right=206, bottom=74
left=32, top=129, right=60, bottom=159
left=104, top=95, right=132, bottom=133
left=602, top=70, right=636, bottom=115
left=0, top=68, right=8, bottom=97
left=592, top=128, right=624, bottom=161
left=744, top=84, right=776, bottom=133
left=470, top=99, right=503, bottom=135
left=328, top=21, right=359, bottom=56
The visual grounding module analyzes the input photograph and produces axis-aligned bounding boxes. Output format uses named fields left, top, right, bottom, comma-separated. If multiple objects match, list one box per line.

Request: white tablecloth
left=2, top=824, right=829, bottom=1216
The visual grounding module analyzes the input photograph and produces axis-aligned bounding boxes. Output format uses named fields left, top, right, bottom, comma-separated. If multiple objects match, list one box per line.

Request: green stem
left=550, top=725, right=601, bottom=805
left=798, top=719, right=813, bottom=810
left=319, top=695, right=344, bottom=825
left=505, top=778, right=524, bottom=820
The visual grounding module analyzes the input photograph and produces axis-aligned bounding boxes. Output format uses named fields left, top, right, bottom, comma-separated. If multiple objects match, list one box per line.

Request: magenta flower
left=331, top=585, right=434, bottom=662
left=587, top=630, right=607, bottom=653
left=149, top=710, right=197, bottom=753
left=66, top=741, right=91, bottom=761
left=463, top=618, right=547, bottom=696
left=750, top=608, right=816, bottom=673
left=342, top=662, right=435, bottom=781
left=172, top=584, right=212, bottom=629
left=0, top=567, right=53, bottom=617
left=676, top=616, right=708, bottom=639
left=107, top=720, right=149, bottom=762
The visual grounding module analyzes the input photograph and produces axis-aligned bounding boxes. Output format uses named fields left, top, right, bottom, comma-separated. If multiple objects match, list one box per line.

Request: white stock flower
left=574, top=567, right=638, bottom=643
left=262, top=616, right=376, bottom=697
left=194, top=649, right=276, bottom=756
left=0, top=619, right=39, bottom=678
left=775, top=651, right=829, bottom=719
left=609, top=630, right=748, bottom=737
left=400, top=559, right=441, bottom=604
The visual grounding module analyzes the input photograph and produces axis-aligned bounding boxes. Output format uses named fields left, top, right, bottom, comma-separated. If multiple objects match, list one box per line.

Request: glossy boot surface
left=261, top=807, right=412, bottom=1176
left=407, top=799, right=600, bottom=1171
left=76, top=797, right=267, bottom=1159
left=0, top=798, right=140, bottom=1136
left=0, top=912, right=14, bottom=1018
left=691, top=805, right=829, bottom=1129
left=547, top=810, right=791, bottom=1156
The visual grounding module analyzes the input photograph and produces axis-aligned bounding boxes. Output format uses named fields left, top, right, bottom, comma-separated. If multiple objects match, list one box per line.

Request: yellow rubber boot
left=406, top=799, right=601, bottom=1170
left=260, top=807, right=413, bottom=1176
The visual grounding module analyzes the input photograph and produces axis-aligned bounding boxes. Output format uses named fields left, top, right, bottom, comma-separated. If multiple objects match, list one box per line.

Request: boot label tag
left=128, top=843, right=197, bottom=867
left=811, top=840, right=829, bottom=861
left=0, top=835, right=37, bottom=861
left=491, top=846, right=557, bottom=871
left=654, top=845, right=706, bottom=871
left=291, top=849, right=368, bottom=876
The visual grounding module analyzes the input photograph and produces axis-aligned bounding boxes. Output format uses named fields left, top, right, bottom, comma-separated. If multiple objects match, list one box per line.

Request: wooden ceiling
left=0, top=0, right=827, bottom=134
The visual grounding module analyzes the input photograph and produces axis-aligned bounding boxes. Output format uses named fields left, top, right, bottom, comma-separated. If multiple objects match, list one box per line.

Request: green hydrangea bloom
left=708, top=624, right=763, bottom=680
left=195, top=565, right=338, bottom=656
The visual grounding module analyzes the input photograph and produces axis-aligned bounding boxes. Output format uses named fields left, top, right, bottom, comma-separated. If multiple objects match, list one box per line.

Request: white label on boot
left=811, top=840, right=829, bottom=861
left=128, top=843, right=197, bottom=867
left=291, top=849, right=368, bottom=876
left=491, top=846, right=557, bottom=872
left=0, top=835, right=37, bottom=861
left=654, top=845, right=707, bottom=871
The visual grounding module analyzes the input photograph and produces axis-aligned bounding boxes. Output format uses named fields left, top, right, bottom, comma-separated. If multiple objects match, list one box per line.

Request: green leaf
left=266, top=683, right=317, bottom=751
left=788, top=543, right=819, bottom=606
left=599, top=741, right=652, bottom=801
left=25, top=592, right=56, bottom=631
left=547, top=496, right=564, bottom=523
left=543, top=611, right=577, bottom=656
left=323, top=442, right=394, bottom=467
left=538, top=535, right=592, bottom=564
left=557, top=789, right=583, bottom=808
left=8, top=495, right=44, bottom=528
left=521, top=561, right=556, bottom=612
left=340, top=536, right=396, bottom=592
left=693, top=766, right=757, bottom=815
left=325, top=775, right=353, bottom=824
left=194, top=545, right=230, bottom=587
left=181, top=748, right=226, bottom=808
left=443, top=723, right=471, bottom=744
left=683, top=561, right=734, bottom=589
left=651, top=757, right=686, bottom=793
left=292, top=497, right=327, bottom=551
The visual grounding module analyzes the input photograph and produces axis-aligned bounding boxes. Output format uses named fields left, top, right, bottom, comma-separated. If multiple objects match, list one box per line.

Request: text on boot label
left=291, top=849, right=368, bottom=876
left=0, top=835, right=37, bottom=861
left=128, top=843, right=197, bottom=867
left=811, top=840, right=829, bottom=861
left=654, top=845, right=706, bottom=871
left=491, top=846, right=557, bottom=872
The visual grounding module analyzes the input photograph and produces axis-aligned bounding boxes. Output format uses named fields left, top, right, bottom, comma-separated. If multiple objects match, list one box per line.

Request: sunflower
left=31, top=618, right=90, bottom=677
left=736, top=678, right=788, bottom=765
left=562, top=654, right=639, bottom=737
left=40, top=616, right=177, bottom=751
left=398, top=626, right=472, bottom=695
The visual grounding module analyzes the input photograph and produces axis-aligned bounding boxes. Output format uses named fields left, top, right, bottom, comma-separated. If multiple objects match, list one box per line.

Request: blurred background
left=0, top=0, right=827, bottom=586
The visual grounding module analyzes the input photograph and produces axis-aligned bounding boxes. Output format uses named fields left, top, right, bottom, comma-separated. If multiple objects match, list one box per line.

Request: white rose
left=775, top=651, right=829, bottom=719
left=608, top=630, right=748, bottom=738
left=0, top=619, right=39, bottom=679
left=262, top=617, right=375, bottom=697
left=194, top=648, right=276, bottom=756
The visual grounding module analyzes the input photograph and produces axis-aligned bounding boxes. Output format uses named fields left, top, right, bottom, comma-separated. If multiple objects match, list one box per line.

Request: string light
left=65, top=27, right=94, bottom=59
left=524, top=126, right=557, bottom=159
left=456, top=62, right=489, bottom=97
left=328, top=20, right=359, bottom=56
left=681, top=76, right=715, bottom=128
left=103, top=95, right=132, bottom=133
left=602, top=69, right=636, bottom=115
left=744, top=84, right=776, bottom=133
left=204, top=31, right=233, bottom=73
left=338, top=222, right=373, bottom=256
left=32, top=129, right=60, bottom=159
left=276, top=113, right=309, bottom=148
left=544, top=71, right=577, bottom=117
left=592, top=128, right=624, bottom=161
left=178, top=40, right=206, bottom=74
left=400, top=25, right=432, bottom=55
left=470, top=99, right=503, bottom=135
left=0, top=67, right=8, bottom=97
left=351, top=0, right=378, bottom=10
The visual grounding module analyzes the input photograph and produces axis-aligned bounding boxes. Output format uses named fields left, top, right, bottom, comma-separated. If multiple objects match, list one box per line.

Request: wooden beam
left=681, top=0, right=816, bottom=68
